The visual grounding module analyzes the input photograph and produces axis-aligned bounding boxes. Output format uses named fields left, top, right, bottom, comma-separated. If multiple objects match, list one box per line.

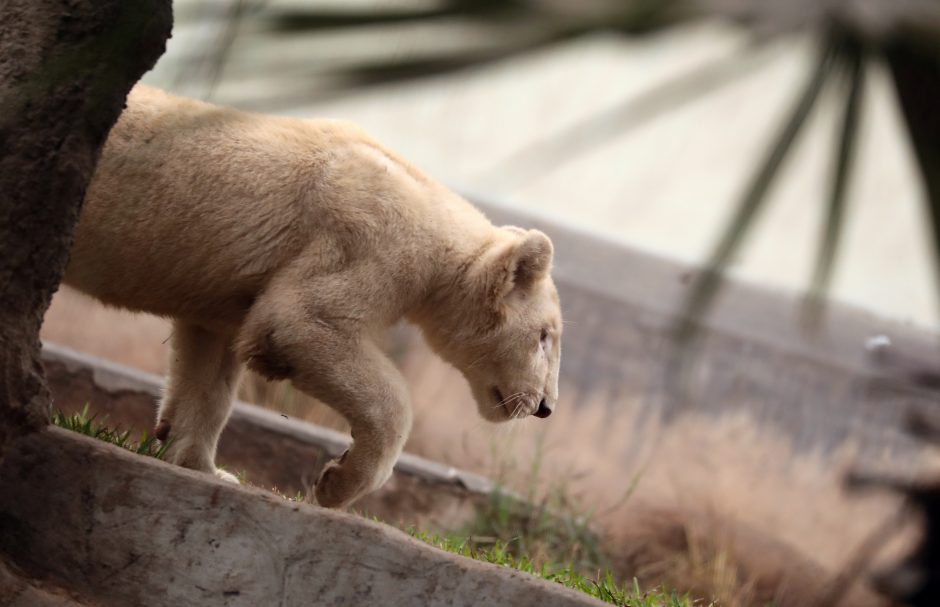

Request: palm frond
left=264, top=0, right=529, bottom=32
left=485, top=41, right=773, bottom=186
left=249, top=0, right=688, bottom=95
left=802, top=36, right=866, bottom=328
left=673, top=36, right=838, bottom=344
left=328, top=26, right=586, bottom=88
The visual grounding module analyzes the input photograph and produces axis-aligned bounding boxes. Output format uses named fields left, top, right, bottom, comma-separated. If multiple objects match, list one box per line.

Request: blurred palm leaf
left=265, top=1, right=531, bottom=32
left=324, top=30, right=584, bottom=87
left=802, top=34, right=865, bottom=328
left=265, top=0, right=689, bottom=37
left=673, top=35, right=837, bottom=344
left=485, top=42, right=774, bottom=188
left=186, top=0, right=690, bottom=100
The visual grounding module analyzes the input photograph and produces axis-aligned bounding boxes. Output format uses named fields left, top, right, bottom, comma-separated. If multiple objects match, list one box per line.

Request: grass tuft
left=409, top=529, right=710, bottom=607
left=466, top=486, right=608, bottom=574
left=51, top=404, right=171, bottom=460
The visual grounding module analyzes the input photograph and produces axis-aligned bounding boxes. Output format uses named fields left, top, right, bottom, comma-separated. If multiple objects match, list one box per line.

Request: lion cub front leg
left=238, top=305, right=412, bottom=508
left=157, top=321, right=242, bottom=482
left=307, top=342, right=413, bottom=508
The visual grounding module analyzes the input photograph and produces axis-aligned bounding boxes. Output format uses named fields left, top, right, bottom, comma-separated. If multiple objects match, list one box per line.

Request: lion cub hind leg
left=237, top=292, right=413, bottom=508
left=157, top=321, right=242, bottom=483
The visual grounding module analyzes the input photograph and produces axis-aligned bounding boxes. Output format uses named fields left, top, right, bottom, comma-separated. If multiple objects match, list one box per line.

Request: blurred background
left=42, top=1, right=940, bottom=605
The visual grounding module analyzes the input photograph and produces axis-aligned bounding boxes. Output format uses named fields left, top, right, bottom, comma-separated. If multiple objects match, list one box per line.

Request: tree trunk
left=0, top=0, right=173, bottom=458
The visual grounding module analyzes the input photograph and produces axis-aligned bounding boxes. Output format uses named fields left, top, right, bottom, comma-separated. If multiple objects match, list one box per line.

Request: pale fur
left=63, top=85, right=563, bottom=507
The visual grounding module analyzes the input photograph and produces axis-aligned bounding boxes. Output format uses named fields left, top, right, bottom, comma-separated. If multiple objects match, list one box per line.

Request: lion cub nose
left=534, top=398, right=552, bottom=418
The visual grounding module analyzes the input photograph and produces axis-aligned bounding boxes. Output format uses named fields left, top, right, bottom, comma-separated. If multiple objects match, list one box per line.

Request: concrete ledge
left=41, top=341, right=497, bottom=528
left=0, top=427, right=603, bottom=607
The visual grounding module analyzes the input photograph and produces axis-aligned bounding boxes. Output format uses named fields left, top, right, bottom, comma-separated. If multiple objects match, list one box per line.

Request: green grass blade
left=51, top=407, right=169, bottom=461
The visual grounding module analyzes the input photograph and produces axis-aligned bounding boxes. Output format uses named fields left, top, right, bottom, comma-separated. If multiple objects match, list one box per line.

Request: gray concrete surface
left=0, top=428, right=604, bottom=607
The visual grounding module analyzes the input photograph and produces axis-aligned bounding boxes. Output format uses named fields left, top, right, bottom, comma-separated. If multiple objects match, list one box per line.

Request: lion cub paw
left=214, top=468, right=240, bottom=484
left=314, top=451, right=364, bottom=509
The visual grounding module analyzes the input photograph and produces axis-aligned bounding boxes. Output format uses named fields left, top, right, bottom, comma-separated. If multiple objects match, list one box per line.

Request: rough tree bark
left=0, top=0, right=173, bottom=458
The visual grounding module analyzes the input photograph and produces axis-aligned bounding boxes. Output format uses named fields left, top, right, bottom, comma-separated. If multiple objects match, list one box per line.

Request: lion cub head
left=422, top=227, right=562, bottom=423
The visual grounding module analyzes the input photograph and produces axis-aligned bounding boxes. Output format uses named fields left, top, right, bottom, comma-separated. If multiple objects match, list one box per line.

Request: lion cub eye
left=539, top=328, right=550, bottom=349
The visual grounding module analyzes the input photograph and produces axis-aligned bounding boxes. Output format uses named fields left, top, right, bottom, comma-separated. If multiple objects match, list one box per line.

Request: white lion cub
left=63, top=85, right=563, bottom=508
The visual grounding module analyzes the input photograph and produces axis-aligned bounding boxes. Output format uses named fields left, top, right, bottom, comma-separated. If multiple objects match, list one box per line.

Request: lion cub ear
left=512, top=229, right=553, bottom=288
left=483, top=229, right=554, bottom=305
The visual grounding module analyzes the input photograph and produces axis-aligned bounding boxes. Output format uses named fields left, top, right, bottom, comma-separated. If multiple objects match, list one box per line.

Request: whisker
left=510, top=399, right=528, bottom=421
left=492, top=391, right=525, bottom=409
left=500, top=391, right=524, bottom=405
left=492, top=398, right=521, bottom=412
left=503, top=396, right=526, bottom=414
